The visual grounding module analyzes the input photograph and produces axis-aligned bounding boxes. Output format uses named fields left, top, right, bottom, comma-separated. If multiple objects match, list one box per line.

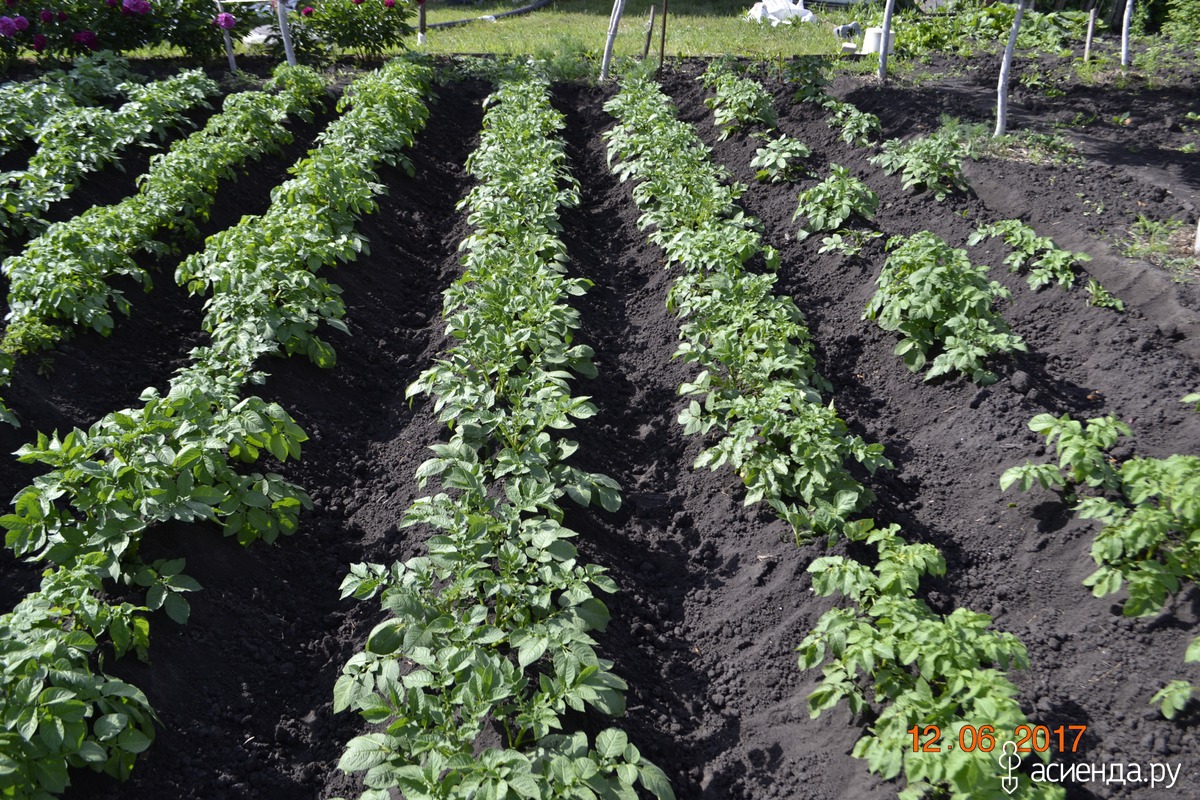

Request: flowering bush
left=0, top=0, right=270, bottom=72
left=287, top=0, right=413, bottom=57
left=0, top=0, right=410, bottom=73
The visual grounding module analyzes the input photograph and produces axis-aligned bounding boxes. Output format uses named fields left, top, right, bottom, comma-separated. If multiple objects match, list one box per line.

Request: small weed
left=1086, top=279, right=1125, bottom=311
left=1120, top=215, right=1199, bottom=282
left=1018, top=70, right=1066, bottom=97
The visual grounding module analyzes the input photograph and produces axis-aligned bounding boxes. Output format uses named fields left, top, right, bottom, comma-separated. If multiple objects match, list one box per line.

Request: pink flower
left=0, top=15, right=15, bottom=36
left=122, top=0, right=150, bottom=13
left=351, top=0, right=361, bottom=5
left=31, top=32, right=45, bottom=49
left=56, top=9, right=66, bottom=19
left=38, top=8, right=51, bottom=22
left=213, top=11, right=234, bottom=27
left=72, top=29, right=97, bottom=48
left=12, top=12, right=26, bottom=27
left=300, top=4, right=312, bottom=14
left=383, top=0, right=394, bottom=7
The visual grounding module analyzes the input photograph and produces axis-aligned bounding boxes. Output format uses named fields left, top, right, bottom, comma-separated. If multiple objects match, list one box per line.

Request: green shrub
left=1165, top=0, right=1200, bottom=40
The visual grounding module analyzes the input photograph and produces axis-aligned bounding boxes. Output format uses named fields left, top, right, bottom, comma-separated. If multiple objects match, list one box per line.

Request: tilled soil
left=3, top=54, right=1199, bottom=800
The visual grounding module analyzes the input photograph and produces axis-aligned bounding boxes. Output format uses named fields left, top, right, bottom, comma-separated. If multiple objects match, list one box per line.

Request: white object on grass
left=747, top=0, right=814, bottom=26
left=861, top=26, right=894, bottom=55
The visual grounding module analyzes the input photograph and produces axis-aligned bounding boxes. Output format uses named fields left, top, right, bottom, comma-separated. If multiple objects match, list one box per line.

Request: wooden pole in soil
left=642, top=4, right=656, bottom=60
left=1194, top=218, right=1200, bottom=257
left=1121, top=0, right=1134, bottom=68
left=600, top=0, right=627, bottom=81
left=418, top=0, right=427, bottom=45
left=877, top=0, right=896, bottom=84
left=658, top=0, right=668, bottom=73
left=995, top=0, right=1026, bottom=137
left=274, top=0, right=297, bottom=67
left=1084, top=7, right=1097, bottom=62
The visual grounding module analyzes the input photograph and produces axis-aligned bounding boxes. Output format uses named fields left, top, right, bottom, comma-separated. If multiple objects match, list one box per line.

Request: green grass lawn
left=418, top=0, right=862, bottom=58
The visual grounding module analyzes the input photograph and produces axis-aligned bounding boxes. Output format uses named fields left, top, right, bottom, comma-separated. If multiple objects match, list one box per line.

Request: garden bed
left=0, top=53, right=1197, bottom=800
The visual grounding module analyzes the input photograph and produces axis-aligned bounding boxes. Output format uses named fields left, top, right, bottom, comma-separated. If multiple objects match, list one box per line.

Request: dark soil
left=2, top=53, right=1199, bottom=800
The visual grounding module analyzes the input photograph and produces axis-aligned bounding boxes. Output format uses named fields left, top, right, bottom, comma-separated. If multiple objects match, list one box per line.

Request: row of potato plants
left=1001, top=404, right=1200, bottom=719
left=0, top=68, right=219, bottom=242
left=331, top=72, right=672, bottom=800
left=0, top=64, right=329, bottom=429
left=0, top=59, right=435, bottom=800
left=774, top=65, right=1118, bottom=384
left=0, top=53, right=138, bottom=159
left=606, top=71, right=1059, bottom=800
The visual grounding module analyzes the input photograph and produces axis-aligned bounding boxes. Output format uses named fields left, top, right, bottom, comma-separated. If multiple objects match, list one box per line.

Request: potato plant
left=1002, top=410, right=1200, bottom=718
left=865, top=231, right=1027, bottom=384
left=827, top=100, right=882, bottom=148
left=870, top=132, right=969, bottom=201
left=794, top=163, right=879, bottom=240
left=969, top=219, right=1093, bottom=292
left=750, top=134, right=811, bottom=183
left=699, top=61, right=777, bottom=140
left=604, top=75, right=1048, bottom=794
left=799, top=520, right=1061, bottom=800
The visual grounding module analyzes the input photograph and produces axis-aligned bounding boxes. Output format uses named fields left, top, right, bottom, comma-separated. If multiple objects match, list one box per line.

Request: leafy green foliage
left=1002, top=411, right=1200, bottom=719
left=700, top=61, right=777, bottom=140
left=1164, top=0, right=1200, bottom=41
left=819, top=229, right=883, bottom=258
left=0, top=70, right=218, bottom=240
left=826, top=101, right=882, bottom=148
left=1, top=65, right=327, bottom=369
left=750, top=134, right=811, bottom=183
left=969, top=219, right=1092, bottom=292
left=333, top=74, right=669, bottom=800
left=864, top=232, right=1026, bottom=384
left=0, top=59, right=434, bottom=798
left=0, top=565, right=158, bottom=800
left=606, top=75, right=888, bottom=542
left=798, top=520, right=1060, bottom=800
left=898, top=4, right=1093, bottom=56
left=870, top=133, right=969, bottom=201
left=1085, top=279, right=1125, bottom=311
left=608, top=73, right=1045, bottom=800
left=284, top=0, right=415, bottom=59
left=784, top=56, right=831, bottom=105
left=794, top=164, right=879, bottom=240
left=1078, top=455, right=1200, bottom=617
left=1000, top=413, right=1129, bottom=499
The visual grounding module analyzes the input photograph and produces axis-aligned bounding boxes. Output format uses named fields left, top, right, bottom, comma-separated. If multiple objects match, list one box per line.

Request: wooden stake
left=600, top=0, right=627, bottom=81
left=642, top=4, right=656, bottom=60
left=1084, top=7, right=1097, bottom=62
left=1194, top=218, right=1200, bottom=257
left=1121, top=0, right=1134, bottom=68
left=996, top=0, right=1026, bottom=137
left=273, top=0, right=297, bottom=67
left=658, top=0, right=668, bottom=74
left=418, top=0, right=426, bottom=45
left=877, top=0, right=896, bottom=84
